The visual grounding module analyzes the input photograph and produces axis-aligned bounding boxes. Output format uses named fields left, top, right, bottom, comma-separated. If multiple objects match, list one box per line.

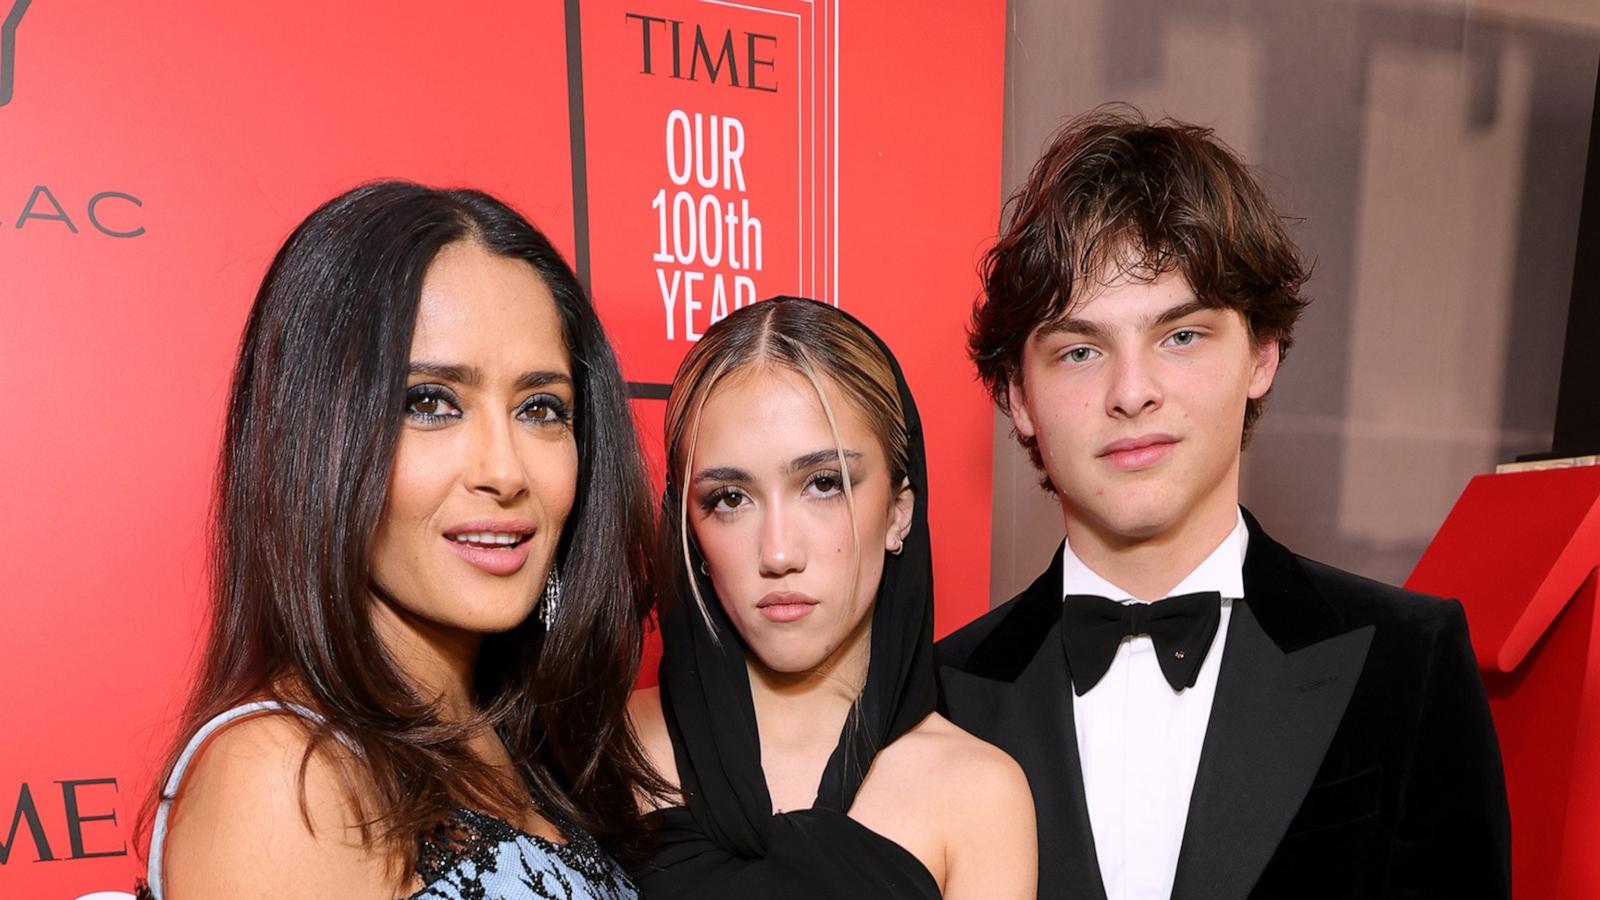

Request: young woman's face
left=686, top=365, right=912, bottom=676
left=369, top=241, right=579, bottom=636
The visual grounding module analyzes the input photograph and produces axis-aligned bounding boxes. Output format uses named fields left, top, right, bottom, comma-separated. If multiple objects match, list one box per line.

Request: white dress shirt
left=1062, top=509, right=1248, bottom=900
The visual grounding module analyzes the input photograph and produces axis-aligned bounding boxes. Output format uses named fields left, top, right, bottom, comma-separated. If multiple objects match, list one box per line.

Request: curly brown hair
left=970, top=104, right=1311, bottom=477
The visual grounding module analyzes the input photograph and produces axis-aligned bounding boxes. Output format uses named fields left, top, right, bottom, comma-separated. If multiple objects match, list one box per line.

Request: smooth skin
left=1007, top=267, right=1280, bottom=600
left=162, top=241, right=579, bottom=897
left=630, top=365, right=1037, bottom=899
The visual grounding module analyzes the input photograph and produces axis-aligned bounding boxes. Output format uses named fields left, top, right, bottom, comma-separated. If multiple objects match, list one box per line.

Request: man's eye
left=1170, top=330, right=1199, bottom=346
left=1065, top=347, right=1097, bottom=363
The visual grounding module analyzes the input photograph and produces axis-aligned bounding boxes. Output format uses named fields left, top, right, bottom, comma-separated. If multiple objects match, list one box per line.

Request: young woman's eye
left=517, top=394, right=571, bottom=426
left=700, top=488, right=748, bottom=514
left=807, top=471, right=845, bottom=497
left=1168, top=329, right=1201, bottom=347
left=405, top=386, right=461, bottom=422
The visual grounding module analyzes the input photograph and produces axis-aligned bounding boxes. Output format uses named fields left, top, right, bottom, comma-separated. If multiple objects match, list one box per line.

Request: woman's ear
left=885, top=477, right=914, bottom=554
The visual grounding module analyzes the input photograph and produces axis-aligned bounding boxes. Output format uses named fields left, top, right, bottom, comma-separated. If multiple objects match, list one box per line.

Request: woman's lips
left=1101, top=437, right=1178, bottom=472
left=444, top=534, right=533, bottom=576
left=757, top=591, right=819, bottom=623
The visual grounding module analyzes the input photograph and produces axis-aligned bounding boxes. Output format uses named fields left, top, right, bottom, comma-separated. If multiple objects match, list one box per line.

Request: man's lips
left=757, top=591, right=819, bottom=623
left=1099, top=434, right=1179, bottom=471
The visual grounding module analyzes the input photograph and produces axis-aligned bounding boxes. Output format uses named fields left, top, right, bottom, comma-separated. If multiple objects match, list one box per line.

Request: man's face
left=1008, top=268, right=1279, bottom=547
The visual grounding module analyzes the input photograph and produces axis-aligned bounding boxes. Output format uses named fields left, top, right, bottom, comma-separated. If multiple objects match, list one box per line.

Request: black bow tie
left=1059, top=591, right=1223, bottom=696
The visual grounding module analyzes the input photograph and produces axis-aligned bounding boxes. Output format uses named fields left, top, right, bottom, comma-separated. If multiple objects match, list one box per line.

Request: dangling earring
left=541, top=563, right=561, bottom=627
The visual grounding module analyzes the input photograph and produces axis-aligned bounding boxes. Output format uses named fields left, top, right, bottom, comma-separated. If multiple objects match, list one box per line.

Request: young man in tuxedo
left=937, top=108, right=1510, bottom=899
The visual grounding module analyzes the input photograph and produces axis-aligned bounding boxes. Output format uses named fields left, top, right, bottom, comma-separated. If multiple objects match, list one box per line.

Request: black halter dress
left=632, top=301, right=943, bottom=899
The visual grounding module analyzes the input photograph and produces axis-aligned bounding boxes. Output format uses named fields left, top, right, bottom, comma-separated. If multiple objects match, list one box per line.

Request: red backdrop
left=0, top=2, right=1004, bottom=896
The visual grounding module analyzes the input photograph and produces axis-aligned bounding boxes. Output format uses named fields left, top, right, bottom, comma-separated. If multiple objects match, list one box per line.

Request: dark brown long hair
left=971, top=103, right=1311, bottom=472
left=140, top=181, right=661, bottom=874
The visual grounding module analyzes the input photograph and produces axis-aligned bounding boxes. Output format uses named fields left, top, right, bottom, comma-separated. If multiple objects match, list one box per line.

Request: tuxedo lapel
left=1010, top=627, right=1108, bottom=900
left=1169, top=512, right=1375, bottom=900
left=943, top=627, right=1107, bottom=900
left=940, top=545, right=1107, bottom=900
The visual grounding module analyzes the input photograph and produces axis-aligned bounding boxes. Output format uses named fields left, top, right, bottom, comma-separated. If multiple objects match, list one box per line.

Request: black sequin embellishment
left=408, top=807, right=637, bottom=900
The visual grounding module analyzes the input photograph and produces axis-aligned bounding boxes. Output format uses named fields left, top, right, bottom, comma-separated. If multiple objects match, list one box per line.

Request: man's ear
left=886, top=477, right=914, bottom=552
left=1007, top=377, right=1037, bottom=439
left=1247, top=337, right=1281, bottom=400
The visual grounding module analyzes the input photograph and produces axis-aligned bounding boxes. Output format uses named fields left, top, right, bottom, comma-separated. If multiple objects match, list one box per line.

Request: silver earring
left=888, top=541, right=904, bottom=557
left=541, top=563, right=561, bottom=627
left=699, top=560, right=710, bottom=576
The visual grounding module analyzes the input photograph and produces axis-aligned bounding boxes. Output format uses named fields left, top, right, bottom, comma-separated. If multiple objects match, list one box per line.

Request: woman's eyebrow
left=406, top=362, right=572, bottom=392
left=784, top=449, right=862, bottom=474
left=515, top=370, right=573, bottom=391
left=693, top=465, right=750, bottom=484
left=408, top=361, right=478, bottom=384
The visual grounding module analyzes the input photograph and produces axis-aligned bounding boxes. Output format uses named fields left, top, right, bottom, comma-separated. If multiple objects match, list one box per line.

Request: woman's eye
left=808, top=472, right=844, bottom=496
left=702, top=489, right=747, bottom=513
left=518, top=394, right=570, bottom=425
left=405, top=387, right=460, bottom=422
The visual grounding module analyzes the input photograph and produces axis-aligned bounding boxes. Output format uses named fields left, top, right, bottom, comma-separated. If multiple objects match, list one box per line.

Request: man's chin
left=1068, top=500, right=1183, bottom=547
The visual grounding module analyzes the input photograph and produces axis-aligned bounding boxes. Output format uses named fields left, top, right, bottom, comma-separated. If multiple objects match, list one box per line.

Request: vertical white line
left=832, top=0, right=839, bottom=306
left=796, top=15, right=804, bottom=296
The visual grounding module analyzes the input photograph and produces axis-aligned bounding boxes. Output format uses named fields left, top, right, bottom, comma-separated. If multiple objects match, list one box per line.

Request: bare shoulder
left=161, top=712, right=397, bottom=899
left=896, top=715, right=1036, bottom=899
left=626, top=686, right=681, bottom=808
left=881, top=713, right=1031, bottom=809
left=856, top=714, right=1036, bottom=898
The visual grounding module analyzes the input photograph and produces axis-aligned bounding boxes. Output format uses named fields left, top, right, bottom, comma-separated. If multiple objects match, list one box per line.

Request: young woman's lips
left=756, top=591, right=819, bottom=623
left=1101, top=436, right=1178, bottom=472
left=442, top=522, right=535, bottom=576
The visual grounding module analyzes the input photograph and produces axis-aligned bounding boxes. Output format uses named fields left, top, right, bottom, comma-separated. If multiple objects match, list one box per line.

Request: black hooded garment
left=631, top=300, right=943, bottom=899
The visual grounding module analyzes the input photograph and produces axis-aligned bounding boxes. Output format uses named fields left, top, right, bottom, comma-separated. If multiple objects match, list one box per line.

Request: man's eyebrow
left=693, top=465, right=750, bottom=484
left=1033, top=317, right=1109, bottom=341
left=1032, top=298, right=1214, bottom=342
left=1146, top=299, right=1212, bottom=329
left=784, top=448, right=862, bottom=474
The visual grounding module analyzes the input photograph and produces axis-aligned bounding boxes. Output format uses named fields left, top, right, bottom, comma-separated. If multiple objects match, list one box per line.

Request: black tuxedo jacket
left=937, top=510, right=1510, bottom=899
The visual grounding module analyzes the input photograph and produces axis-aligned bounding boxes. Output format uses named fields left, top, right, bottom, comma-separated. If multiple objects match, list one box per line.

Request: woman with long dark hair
left=628, top=298, right=1037, bottom=898
left=137, top=182, right=661, bottom=898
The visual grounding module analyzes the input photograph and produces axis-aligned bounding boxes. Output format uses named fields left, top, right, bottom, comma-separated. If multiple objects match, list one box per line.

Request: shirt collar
left=1061, top=507, right=1249, bottom=603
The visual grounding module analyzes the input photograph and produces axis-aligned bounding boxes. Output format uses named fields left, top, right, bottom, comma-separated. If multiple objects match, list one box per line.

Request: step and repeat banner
left=0, top=1, right=1004, bottom=896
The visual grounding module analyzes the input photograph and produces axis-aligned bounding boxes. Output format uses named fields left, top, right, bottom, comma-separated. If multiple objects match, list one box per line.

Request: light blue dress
left=141, top=701, right=638, bottom=900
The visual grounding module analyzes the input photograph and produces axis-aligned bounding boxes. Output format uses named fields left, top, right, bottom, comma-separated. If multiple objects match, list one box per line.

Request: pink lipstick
left=442, top=520, right=536, bottom=577
left=756, top=591, right=820, bottom=623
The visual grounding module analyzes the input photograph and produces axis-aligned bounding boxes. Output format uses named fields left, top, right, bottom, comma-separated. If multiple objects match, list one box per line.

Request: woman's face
left=686, top=365, right=913, bottom=676
left=369, top=241, right=579, bottom=636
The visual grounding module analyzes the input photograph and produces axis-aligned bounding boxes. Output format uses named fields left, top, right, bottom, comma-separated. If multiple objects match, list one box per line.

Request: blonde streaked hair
left=663, top=298, right=909, bottom=637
